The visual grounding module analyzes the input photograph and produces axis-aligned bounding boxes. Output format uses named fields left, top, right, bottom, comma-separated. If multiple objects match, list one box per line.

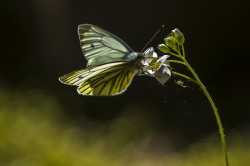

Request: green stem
left=168, top=60, right=187, bottom=66
left=181, top=45, right=185, bottom=58
left=171, top=71, right=198, bottom=84
left=169, top=52, right=182, bottom=58
left=180, top=56, right=229, bottom=166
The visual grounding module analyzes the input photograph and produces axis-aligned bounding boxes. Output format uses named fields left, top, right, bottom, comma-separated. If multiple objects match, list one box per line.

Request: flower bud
left=171, top=28, right=185, bottom=45
left=158, top=44, right=170, bottom=53
left=164, top=36, right=176, bottom=50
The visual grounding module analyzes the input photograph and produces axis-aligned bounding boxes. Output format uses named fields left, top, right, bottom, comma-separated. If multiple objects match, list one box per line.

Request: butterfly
left=59, top=24, right=154, bottom=96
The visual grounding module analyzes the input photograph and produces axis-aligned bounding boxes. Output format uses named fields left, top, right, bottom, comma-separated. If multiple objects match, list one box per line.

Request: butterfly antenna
left=141, top=25, right=165, bottom=52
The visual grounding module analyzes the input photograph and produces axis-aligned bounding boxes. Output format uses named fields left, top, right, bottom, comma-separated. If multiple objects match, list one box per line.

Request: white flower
left=141, top=47, right=171, bottom=84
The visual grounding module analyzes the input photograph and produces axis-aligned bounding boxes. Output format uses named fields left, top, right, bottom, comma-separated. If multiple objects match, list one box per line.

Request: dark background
left=1, top=0, right=250, bottom=150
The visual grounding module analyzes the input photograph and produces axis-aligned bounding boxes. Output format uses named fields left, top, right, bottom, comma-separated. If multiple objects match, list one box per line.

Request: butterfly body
left=59, top=24, right=153, bottom=96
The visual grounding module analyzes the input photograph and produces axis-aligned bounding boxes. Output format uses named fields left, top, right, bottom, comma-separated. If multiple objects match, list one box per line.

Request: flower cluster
left=140, top=29, right=185, bottom=85
left=141, top=47, right=171, bottom=84
left=158, top=28, right=185, bottom=55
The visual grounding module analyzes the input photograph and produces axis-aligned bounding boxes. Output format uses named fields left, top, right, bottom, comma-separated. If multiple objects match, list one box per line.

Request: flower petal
left=142, top=57, right=154, bottom=65
left=143, top=47, right=155, bottom=58
left=156, top=55, right=170, bottom=65
left=152, top=52, right=158, bottom=58
left=154, top=64, right=171, bottom=84
left=164, top=60, right=170, bottom=66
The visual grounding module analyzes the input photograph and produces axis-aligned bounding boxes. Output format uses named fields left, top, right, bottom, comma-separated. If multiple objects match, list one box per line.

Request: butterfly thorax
left=125, top=52, right=145, bottom=71
left=124, top=52, right=139, bottom=61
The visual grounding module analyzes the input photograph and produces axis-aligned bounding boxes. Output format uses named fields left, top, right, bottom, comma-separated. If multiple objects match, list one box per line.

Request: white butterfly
left=59, top=24, right=156, bottom=96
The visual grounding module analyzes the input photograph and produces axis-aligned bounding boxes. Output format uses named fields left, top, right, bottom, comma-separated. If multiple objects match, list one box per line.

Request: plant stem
left=181, top=56, right=229, bottom=166
left=171, top=71, right=198, bottom=84
left=168, top=60, right=187, bottom=66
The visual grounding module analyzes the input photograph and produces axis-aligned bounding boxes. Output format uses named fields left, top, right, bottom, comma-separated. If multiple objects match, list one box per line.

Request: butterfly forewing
left=78, top=24, right=134, bottom=67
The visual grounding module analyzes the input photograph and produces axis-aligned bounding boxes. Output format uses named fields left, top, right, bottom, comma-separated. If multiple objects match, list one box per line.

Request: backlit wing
left=59, top=62, right=139, bottom=96
left=78, top=24, right=134, bottom=67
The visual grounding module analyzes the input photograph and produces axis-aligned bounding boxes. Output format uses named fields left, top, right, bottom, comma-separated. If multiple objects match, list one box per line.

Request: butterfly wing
left=59, top=62, right=139, bottom=96
left=78, top=24, right=136, bottom=67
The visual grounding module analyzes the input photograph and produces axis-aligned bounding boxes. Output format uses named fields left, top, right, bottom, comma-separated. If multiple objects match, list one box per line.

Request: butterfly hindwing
left=59, top=63, right=117, bottom=86
left=59, top=62, right=139, bottom=96
left=78, top=24, right=134, bottom=67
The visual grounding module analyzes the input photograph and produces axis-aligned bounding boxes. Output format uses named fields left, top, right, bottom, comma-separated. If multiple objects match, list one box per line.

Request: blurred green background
left=1, top=0, right=250, bottom=165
